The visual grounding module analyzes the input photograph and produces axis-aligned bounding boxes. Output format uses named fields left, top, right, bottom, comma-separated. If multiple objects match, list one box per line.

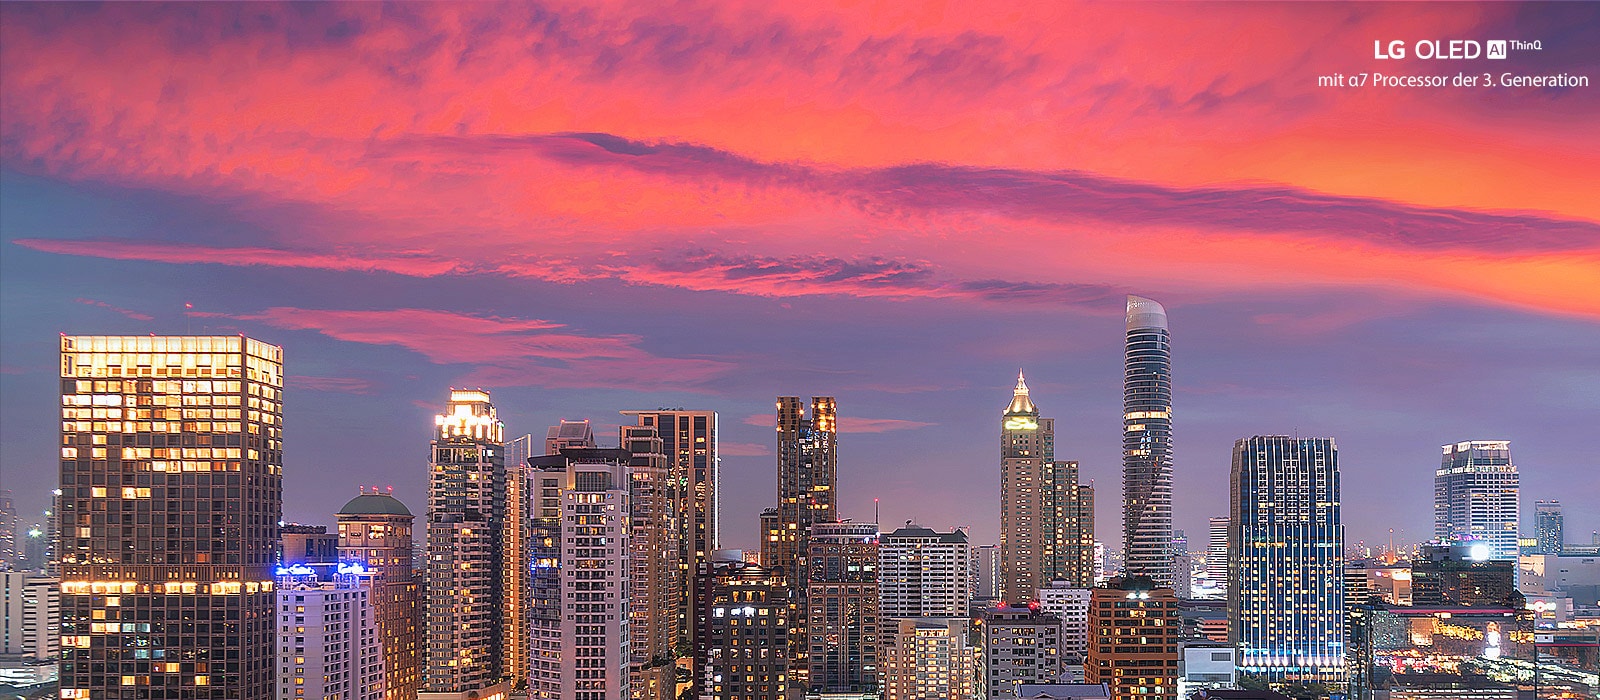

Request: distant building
left=880, top=617, right=981, bottom=700
left=1435, top=441, right=1519, bottom=562
left=1535, top=501, right=1564, bottom=555
left=694, top=552, right=789, bottom=699
left=774, top=396, right=838, bottom=687
left=1410, top=545, right=1515, bottom=607
left=0, top=490, right=16, bottom=569
left=880, top=524, right=973, bottom=625
left=275, top=574, right=385, bottom=700
left=1171, top=530, right=1191, bottom=599
left=1206, top=517, right=1229, bottom=587
left=1177, top=641, right=1235, bottom=698
left=1228, top=436, right=1346, bottom=683
left=980, top=605, right=1063, bottom=698
left=1001, top=372, right=1095, bottom=598
left=1085, top=577, right=1180, bottom=700
left=975, top=544, right=1002, bottom=601
left=1123, top=296, right=1175, bottom=586
left=805, top=521, right=880, bottom=696
left=1, top=571, right=58, bottom=661
left=1036, top=582, right=1091, bottom=677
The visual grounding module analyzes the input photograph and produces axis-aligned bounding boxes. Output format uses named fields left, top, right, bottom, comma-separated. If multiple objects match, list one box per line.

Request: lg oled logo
left=1373, top=39, right=1526, bottom=60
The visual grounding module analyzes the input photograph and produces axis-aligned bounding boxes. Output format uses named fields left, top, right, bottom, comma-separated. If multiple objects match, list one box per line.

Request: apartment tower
left=57, top=335, right=282, bottom=697
left=805, top=521, right=879, bottom=696
left=1434, top=441, right=1520, bottom=561
left=1123, top=296, right=1175, bottom=586
left=1001, top=373, right=1096, bottom=600
left=337, top=489, right=422, bottom=700
left=1085, top=576, right=1180, bottom=700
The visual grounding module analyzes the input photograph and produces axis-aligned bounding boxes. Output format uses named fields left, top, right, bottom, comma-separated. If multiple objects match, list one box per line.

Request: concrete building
left=1435, top=441, right=1519, bottom=562
left=337, top=489, right=422, bottom=700
left=1035, top=582, right=1091, bottom=680
left=57, top=335, right=282, bottom=697
left=275, top=574, right=385, bottom=700
left=881, top=617, right=981, bottom=700
left=1535, top=501, right=1564, bottom=555
left=1206, top=517, right=1228, bottom=589
left=880, top=525, right=973, bottom=624
left=1410, top=545, right=1515, bottom=607
left=620, top=425, right=681, bottom=700
left=979, top=605, right=1062, bottom=698
left=1084, top=577, right=1180, bottom=700
left=2, top=571, right=58, bottom=661
left=423, top=389, right=509, bottom=700
left=1123, top=296, right=1175, bottom=586
left=1171, top=531, right=1191, bottom=599
left=694, top=552, right=790, bottom=700
left=1177, top=642, right=1235, bottom=698
left=975, top=544, right=1002, bottom=601
left=1228, top=436, right=1346, bottom=684
left=805, top=521, right=879, bottom=696
left=1001, top=372, right=1095, bottom=599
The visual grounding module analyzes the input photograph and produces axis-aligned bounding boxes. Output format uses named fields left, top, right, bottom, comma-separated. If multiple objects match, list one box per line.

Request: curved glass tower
left=1123, top=295, right=1174, bottom=586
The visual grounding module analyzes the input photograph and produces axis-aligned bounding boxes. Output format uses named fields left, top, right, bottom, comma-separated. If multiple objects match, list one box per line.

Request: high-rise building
left=1000, top=373, right=1095, bottom=599
left=2, top=571, right=59, bottom=661
left=880, top=525, right=973, bottom=624
left=1536, top=501, right=1564, bottom=555
left=504, top=433, right=534, bottom=695
left=881, top=617, right=981, bottom=700
left=274, top=573, right=385, bottom=700
left=423, top=389, right=509, bottom=699
left=621, top=409, right=718, bottom=643
left=1122, top=296, right=1174, bottom=586
left=980, top=605, right=1063, bottom=698
left=1206, top=517, right=1228, bottom=586
left=337, top=489, right=422, bottom=700
left=1434, top=441, right=1519, bottom=562
left=57, top=335, right=283, bottom=697
left=1036, top=581, right=1091, bottom=675
left=526, top=447, right=634, bottom=700
left=694, top=551, right=790, bottom=700
left=758, top=508, right=780, bottom=570
left=1171, top=530, right=1191, bottom=599
left=1084, top=577, right=1180, bottom=700
left=1228, top=436, right=1345, bottom=683
left=805, top=521, right=879, bottom=696
left=1410, top=544, right=1515, bottom=607
left=620, top=424, right=681, bottom=700
left=772, top=397, right=837, bottom=579
left=975, top=544, right=1002, bottom=601
left=0, top=490, right=17, bottom=568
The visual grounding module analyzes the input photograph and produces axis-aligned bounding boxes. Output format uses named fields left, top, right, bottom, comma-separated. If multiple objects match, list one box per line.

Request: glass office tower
left=1123, top=295, right=1174, bottom=586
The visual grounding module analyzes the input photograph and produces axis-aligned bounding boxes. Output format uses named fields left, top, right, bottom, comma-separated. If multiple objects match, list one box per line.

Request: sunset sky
left=2, top=2, right=1597, bottom=553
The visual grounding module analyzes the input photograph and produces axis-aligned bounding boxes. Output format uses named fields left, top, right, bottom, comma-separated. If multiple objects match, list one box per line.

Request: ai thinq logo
left=1373, top=39, right=1531, bottom=60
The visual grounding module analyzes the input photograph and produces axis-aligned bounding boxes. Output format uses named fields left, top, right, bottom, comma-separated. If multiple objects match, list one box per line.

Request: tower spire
left=1006, top=369, right=1037, bottom=415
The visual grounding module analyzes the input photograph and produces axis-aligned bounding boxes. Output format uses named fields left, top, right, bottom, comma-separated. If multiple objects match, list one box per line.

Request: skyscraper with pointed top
left=1000, top=371, right=1094, bottom=600
left=1124, top=295, right=1174, bottom=586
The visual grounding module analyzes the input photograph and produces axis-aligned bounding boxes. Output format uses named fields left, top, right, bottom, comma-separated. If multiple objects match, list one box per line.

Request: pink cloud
left=73, top=297, right=155, bottom=321
left=742, top=413, right=933, bottom=433
left=213, top=307, right=731, bottom=391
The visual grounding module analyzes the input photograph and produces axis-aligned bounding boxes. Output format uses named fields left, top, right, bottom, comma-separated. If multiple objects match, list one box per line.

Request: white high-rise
left=880, top=525, right=974, bottom=624
left=1206, top=517, right=1229, bottom=585
left=275, top=575, right=385, bottom=700
left=2, top=571, right=59, bottom=661
left=1036, top=581, right=1091, bottom=674
left=1434, top=441, right=1520, bottom=561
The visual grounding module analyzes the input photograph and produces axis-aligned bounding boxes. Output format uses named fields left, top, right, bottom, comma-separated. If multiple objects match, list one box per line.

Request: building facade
left=881, top=617, right=981, bottom=700
left=57, top=335, right=282, bottom=698
left=1123, top=296, right=1175, bottom=586
left=880, top=525, right=973, bottom=623
left=1434, top=441, right=1520, bottom=562
left=2, top=571, right=59, bottom=661
left=423, top=389, right=508, bottom=698
left=337, top=489, right=422, bottom=700
left=805, top=521, right=879, bottom=696
left=1228, top=436, right=1346, bottom=683
left=980, top=605, right=1062, bottom=698
left=1001, top=373, right=1095, bottom=600
left=1036, top=582, right=1091, bottom=675
left=620, top=426, right=680, bottom=700
left=772, top=397, right=837, bottom=579
left=975, top=544, right=1002, bottom=601
left=1206, top=517, right=1228, bottom=588
left=694, top=552, right=790, bottom=700
left=621, top=409, right=718, bottom=648
left=1084, top=577, right=1180, bottom=700
left=275, top=575, right=385, bottom=700
left=1535, top=500, right=1564, bottom=555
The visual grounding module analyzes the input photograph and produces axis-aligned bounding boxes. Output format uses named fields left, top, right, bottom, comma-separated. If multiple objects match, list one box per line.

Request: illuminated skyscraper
left=1123, top=295, right=1174, bottom=586
left=1001, top=373, right=1094, bottom=599
left=503, top=433, right=534, bottom=696
left=772, top=397, right=837, bottom=578
left=620, top=409, right=717, bottom=651
left=881, top=617, right=981, bottom=700
left=1434, top=441, right=1520, bottom=561
left=423, top=390, right=509, bottom=699
left=57, top=334, right=283, bottom=697
left=694, top=552, right=790, bottom=700
left=274, top=572, right=385, bottom=700
left=338, top=489, right=422, bottom=700
left=620, top=424, right=680, bottom=700
left=1536, top=501, right=1564, bottom=555
left=1228, top=436, right=1346, bottom=683
left=1085, top=577, right=1180, bottom=700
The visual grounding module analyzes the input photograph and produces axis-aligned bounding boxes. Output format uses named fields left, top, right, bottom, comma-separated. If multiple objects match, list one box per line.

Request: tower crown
left=1005, top=369, right=1038, bottom=416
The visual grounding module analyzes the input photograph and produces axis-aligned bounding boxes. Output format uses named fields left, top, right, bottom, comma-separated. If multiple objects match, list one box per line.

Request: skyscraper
left=879, top=524, right=973, bottom=633
left=504, top=433, right=534, bottom=694
left=1206, top=517, right=1229, bottom=586
left=694, top=552, right=790, bottom=700
left=1001, top=373, right=1095, bottom=599
left=805, top=521, right=879, bottom=696
left=337, top=489, right=422, bottom=700
left=1123, top=295, right=1174, bottom=586
left=881, top=617, right=981, bottom=700
left=57, top=335, right=283, bottom=698
left=1085, top=576, right=1180, bottom=700
left=1172, top=530, right=1191, bottom=599
left=979, top=605, right=1063, bottom=698
left=1228, top=436, right=1346, bottom=683
left=0, top=490, right=16, bottom=569
left=1036, top=581, right=1091, bottom=677
left=620, top=424, right=681, bottom=700
left=274, top=572, right=386, bottom=700
left=772, top=397, right=837, bottom=579
left=621, top=410, right=718, bottom=617
left=974, top=544, right=1001, bottom=600
left=1434, top=441, right=1520, bottom=561
left=1536, top=501, right=1564, bottom=555
left=423, top=389, right=509, bottom=699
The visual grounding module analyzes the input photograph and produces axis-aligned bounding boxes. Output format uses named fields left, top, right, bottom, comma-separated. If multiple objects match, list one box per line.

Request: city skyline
left=4, top=1, right=1600, bottom=567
